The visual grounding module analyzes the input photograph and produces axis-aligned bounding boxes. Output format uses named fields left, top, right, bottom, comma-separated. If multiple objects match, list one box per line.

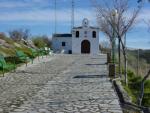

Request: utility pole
left=71, top=0, right=75, bottom=29
left=55, top=0, right=57, bottom=34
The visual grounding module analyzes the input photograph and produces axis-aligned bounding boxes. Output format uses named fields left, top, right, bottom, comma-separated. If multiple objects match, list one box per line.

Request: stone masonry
left=0, top=54, right=123, bottom=113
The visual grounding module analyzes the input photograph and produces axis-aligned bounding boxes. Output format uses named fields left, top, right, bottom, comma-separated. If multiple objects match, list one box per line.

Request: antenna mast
left=55, top=0, right=57, bottom=34
left=71, top=0, right=74, bottom=29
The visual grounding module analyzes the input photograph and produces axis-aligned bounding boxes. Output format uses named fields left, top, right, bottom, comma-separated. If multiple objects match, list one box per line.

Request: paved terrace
left=0, top=54, right=123, bottom=113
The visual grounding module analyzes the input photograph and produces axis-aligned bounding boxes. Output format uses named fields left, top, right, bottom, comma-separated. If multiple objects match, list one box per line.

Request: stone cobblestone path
left=0, top=54, right=123, bottom=113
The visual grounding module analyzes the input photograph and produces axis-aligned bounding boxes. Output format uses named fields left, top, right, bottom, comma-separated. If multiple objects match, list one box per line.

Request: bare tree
left=9, top=29, right=30, bottom=41
left=138, top=69, right=150, bottom=106
left=137, top=0, right=150, bottom=3
left=22, top=29, right=30, bottom=40
left=137, top=0, right=150, bottom=105
left=98, top=18, right=114, bottom=47
left=138, top=0, right=150, bottom=32
left=100, top=40, right=111, bottom=49
left=93, top=0, right=141, bottom=85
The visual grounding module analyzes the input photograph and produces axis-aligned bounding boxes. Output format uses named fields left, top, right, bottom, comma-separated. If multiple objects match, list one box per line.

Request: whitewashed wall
left=52, top=37, right=72, bottom=54
left=72, top=27, right=99, bottom=55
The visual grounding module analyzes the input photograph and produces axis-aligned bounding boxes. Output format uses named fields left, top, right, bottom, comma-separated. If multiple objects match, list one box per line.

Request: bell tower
left=82, top=18, right=89, bottom=27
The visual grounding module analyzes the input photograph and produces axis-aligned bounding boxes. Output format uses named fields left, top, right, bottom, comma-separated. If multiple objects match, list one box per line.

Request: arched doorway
left=81, top=40, right=90, bottom=54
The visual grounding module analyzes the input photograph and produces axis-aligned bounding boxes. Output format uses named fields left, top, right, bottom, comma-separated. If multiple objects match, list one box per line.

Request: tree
left=138, top=69, right=150, bottom=106
left=137, top=0, right=150, bottom=3
left=32, top=35, right=51, bottom=48
left=93, top=0, right=141, bottom=85
left=138, top=0, right=150, bottom=32
left=99, top=40, right=111, bottom=53
left=42, top=35, right=52, bottom=48
left=9, top=29, right=30, bottom=41
left=22, top=29, right=30, bottom=40
left=137, top=0, right=150, bottom=106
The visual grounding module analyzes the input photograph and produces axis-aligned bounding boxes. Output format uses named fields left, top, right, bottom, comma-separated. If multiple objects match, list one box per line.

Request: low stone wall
left=113, top=80, right=145, bottom=113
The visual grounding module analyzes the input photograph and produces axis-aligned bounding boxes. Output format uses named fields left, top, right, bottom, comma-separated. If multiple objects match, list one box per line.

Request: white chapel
left=52, top=18, right=100, bottom=54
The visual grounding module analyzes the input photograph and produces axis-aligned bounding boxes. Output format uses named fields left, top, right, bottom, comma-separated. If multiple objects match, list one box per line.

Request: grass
left=0, top=47, right=47, bottom=76
left=0, top=37, right=40, bottom=76
left=121, top=70, right=150, bottom=107
left=0, top=63, right=16, bottom=76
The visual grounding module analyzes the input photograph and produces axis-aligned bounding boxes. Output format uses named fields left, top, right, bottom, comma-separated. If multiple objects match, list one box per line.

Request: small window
left=62, top=42, right=66, bottom=46
left=68, top=50, right=72, bottom=54
left=92, top=31, right=96, bottom=38
left=76, top=31, right=79, bottom=38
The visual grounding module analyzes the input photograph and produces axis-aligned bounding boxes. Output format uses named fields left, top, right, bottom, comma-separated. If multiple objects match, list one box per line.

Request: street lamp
left=111, top=9, right=118, bottom=64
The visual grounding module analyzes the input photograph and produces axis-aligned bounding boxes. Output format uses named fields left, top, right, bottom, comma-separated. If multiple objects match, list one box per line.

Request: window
left=68, top=50, right=72, bottom=54
left=76, top=31, right=79, bottom=38
left=62, top=42, right=66, bottom=46
left=92, top=31, right=96, bottom=38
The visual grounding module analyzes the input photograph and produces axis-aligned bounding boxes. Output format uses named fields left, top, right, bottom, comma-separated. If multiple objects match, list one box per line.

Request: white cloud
left=0, top=0, right=52, bottom=9
left=0, top=8, right=96, bottom=24
left=0, top=0, right=149, bottom=29
left=0, top=2, right=29, bottom=8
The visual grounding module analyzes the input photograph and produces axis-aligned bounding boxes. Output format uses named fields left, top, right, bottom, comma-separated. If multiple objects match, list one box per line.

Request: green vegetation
left=127, top=50, right=150, bottom=76
left=16, top=50, right=31, bottom=66
left=0, top=33, right=51, bottom=76
left=121, top=69, right=150, bottom=107
left=0, top=54, right=15, bottom=75
left=112, top=49, right=150, bottom=107
left=128, top=49, right=150, bottom=64
left=32, top=35, right=52, bottom=48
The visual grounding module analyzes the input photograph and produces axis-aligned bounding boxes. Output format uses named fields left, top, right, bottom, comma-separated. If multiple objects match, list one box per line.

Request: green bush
left=32, top=35, right=52, bottom=49
left=32, top=37, right=47, bottom=48
left=122, top=70, right=150, bottom=107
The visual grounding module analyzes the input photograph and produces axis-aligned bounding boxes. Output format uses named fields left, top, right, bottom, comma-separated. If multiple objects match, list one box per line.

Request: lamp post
left=109, top=9, right=118, bottom=78
left=112, top=9, right=118, bottom=64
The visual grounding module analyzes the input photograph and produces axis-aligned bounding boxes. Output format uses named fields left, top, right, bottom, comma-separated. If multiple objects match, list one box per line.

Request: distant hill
left=139, top=49, right=150, bottom=64
left=126, top=49, right=150, bottom=77
left=127, top=49, right=150, bottom=64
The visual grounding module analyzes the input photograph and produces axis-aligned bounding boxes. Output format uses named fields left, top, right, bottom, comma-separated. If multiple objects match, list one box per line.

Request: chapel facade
left=52, top=18, right=100, bottom=54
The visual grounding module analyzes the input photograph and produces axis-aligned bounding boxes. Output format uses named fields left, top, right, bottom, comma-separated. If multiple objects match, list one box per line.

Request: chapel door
left=81, top=40, right=90, bottom=54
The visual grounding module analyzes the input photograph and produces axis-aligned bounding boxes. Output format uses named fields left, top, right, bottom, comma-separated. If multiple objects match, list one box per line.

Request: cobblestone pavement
left=0, top=54, right=123, bottom=113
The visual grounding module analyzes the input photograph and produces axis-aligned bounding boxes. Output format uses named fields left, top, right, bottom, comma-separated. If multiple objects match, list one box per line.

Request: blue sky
left=0, top=0, right=149, bottom=49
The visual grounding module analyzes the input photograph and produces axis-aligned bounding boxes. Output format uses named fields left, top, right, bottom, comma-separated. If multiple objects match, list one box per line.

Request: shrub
left=32, top=37, right=47, bottom=48
left=122, top=70, right=150, bottom=107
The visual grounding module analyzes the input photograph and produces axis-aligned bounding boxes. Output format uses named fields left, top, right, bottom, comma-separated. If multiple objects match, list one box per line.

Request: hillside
left=0, top=34, right=36, bottom=57
left=127, top=49, right=150, bottom=64
left=120, top=49, right=150, bottom=107
left=126, top=49, right=150, bottom=77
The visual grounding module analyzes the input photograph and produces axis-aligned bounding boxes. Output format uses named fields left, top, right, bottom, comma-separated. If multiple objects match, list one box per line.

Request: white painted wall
left=52, top=19, right=100, bottom=55
left=72, top=27, right=99, bottom=55
left=52, top=36, right=72, bottom=54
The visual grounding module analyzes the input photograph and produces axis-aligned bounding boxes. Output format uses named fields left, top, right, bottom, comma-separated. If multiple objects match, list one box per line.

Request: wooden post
left=109, top=63, right=116, bottom=78
left=107, top=52, right=111, bottom=64
left=2, top=66, right=4, bottom=77
left=137, top=49, right=139, bottom=76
